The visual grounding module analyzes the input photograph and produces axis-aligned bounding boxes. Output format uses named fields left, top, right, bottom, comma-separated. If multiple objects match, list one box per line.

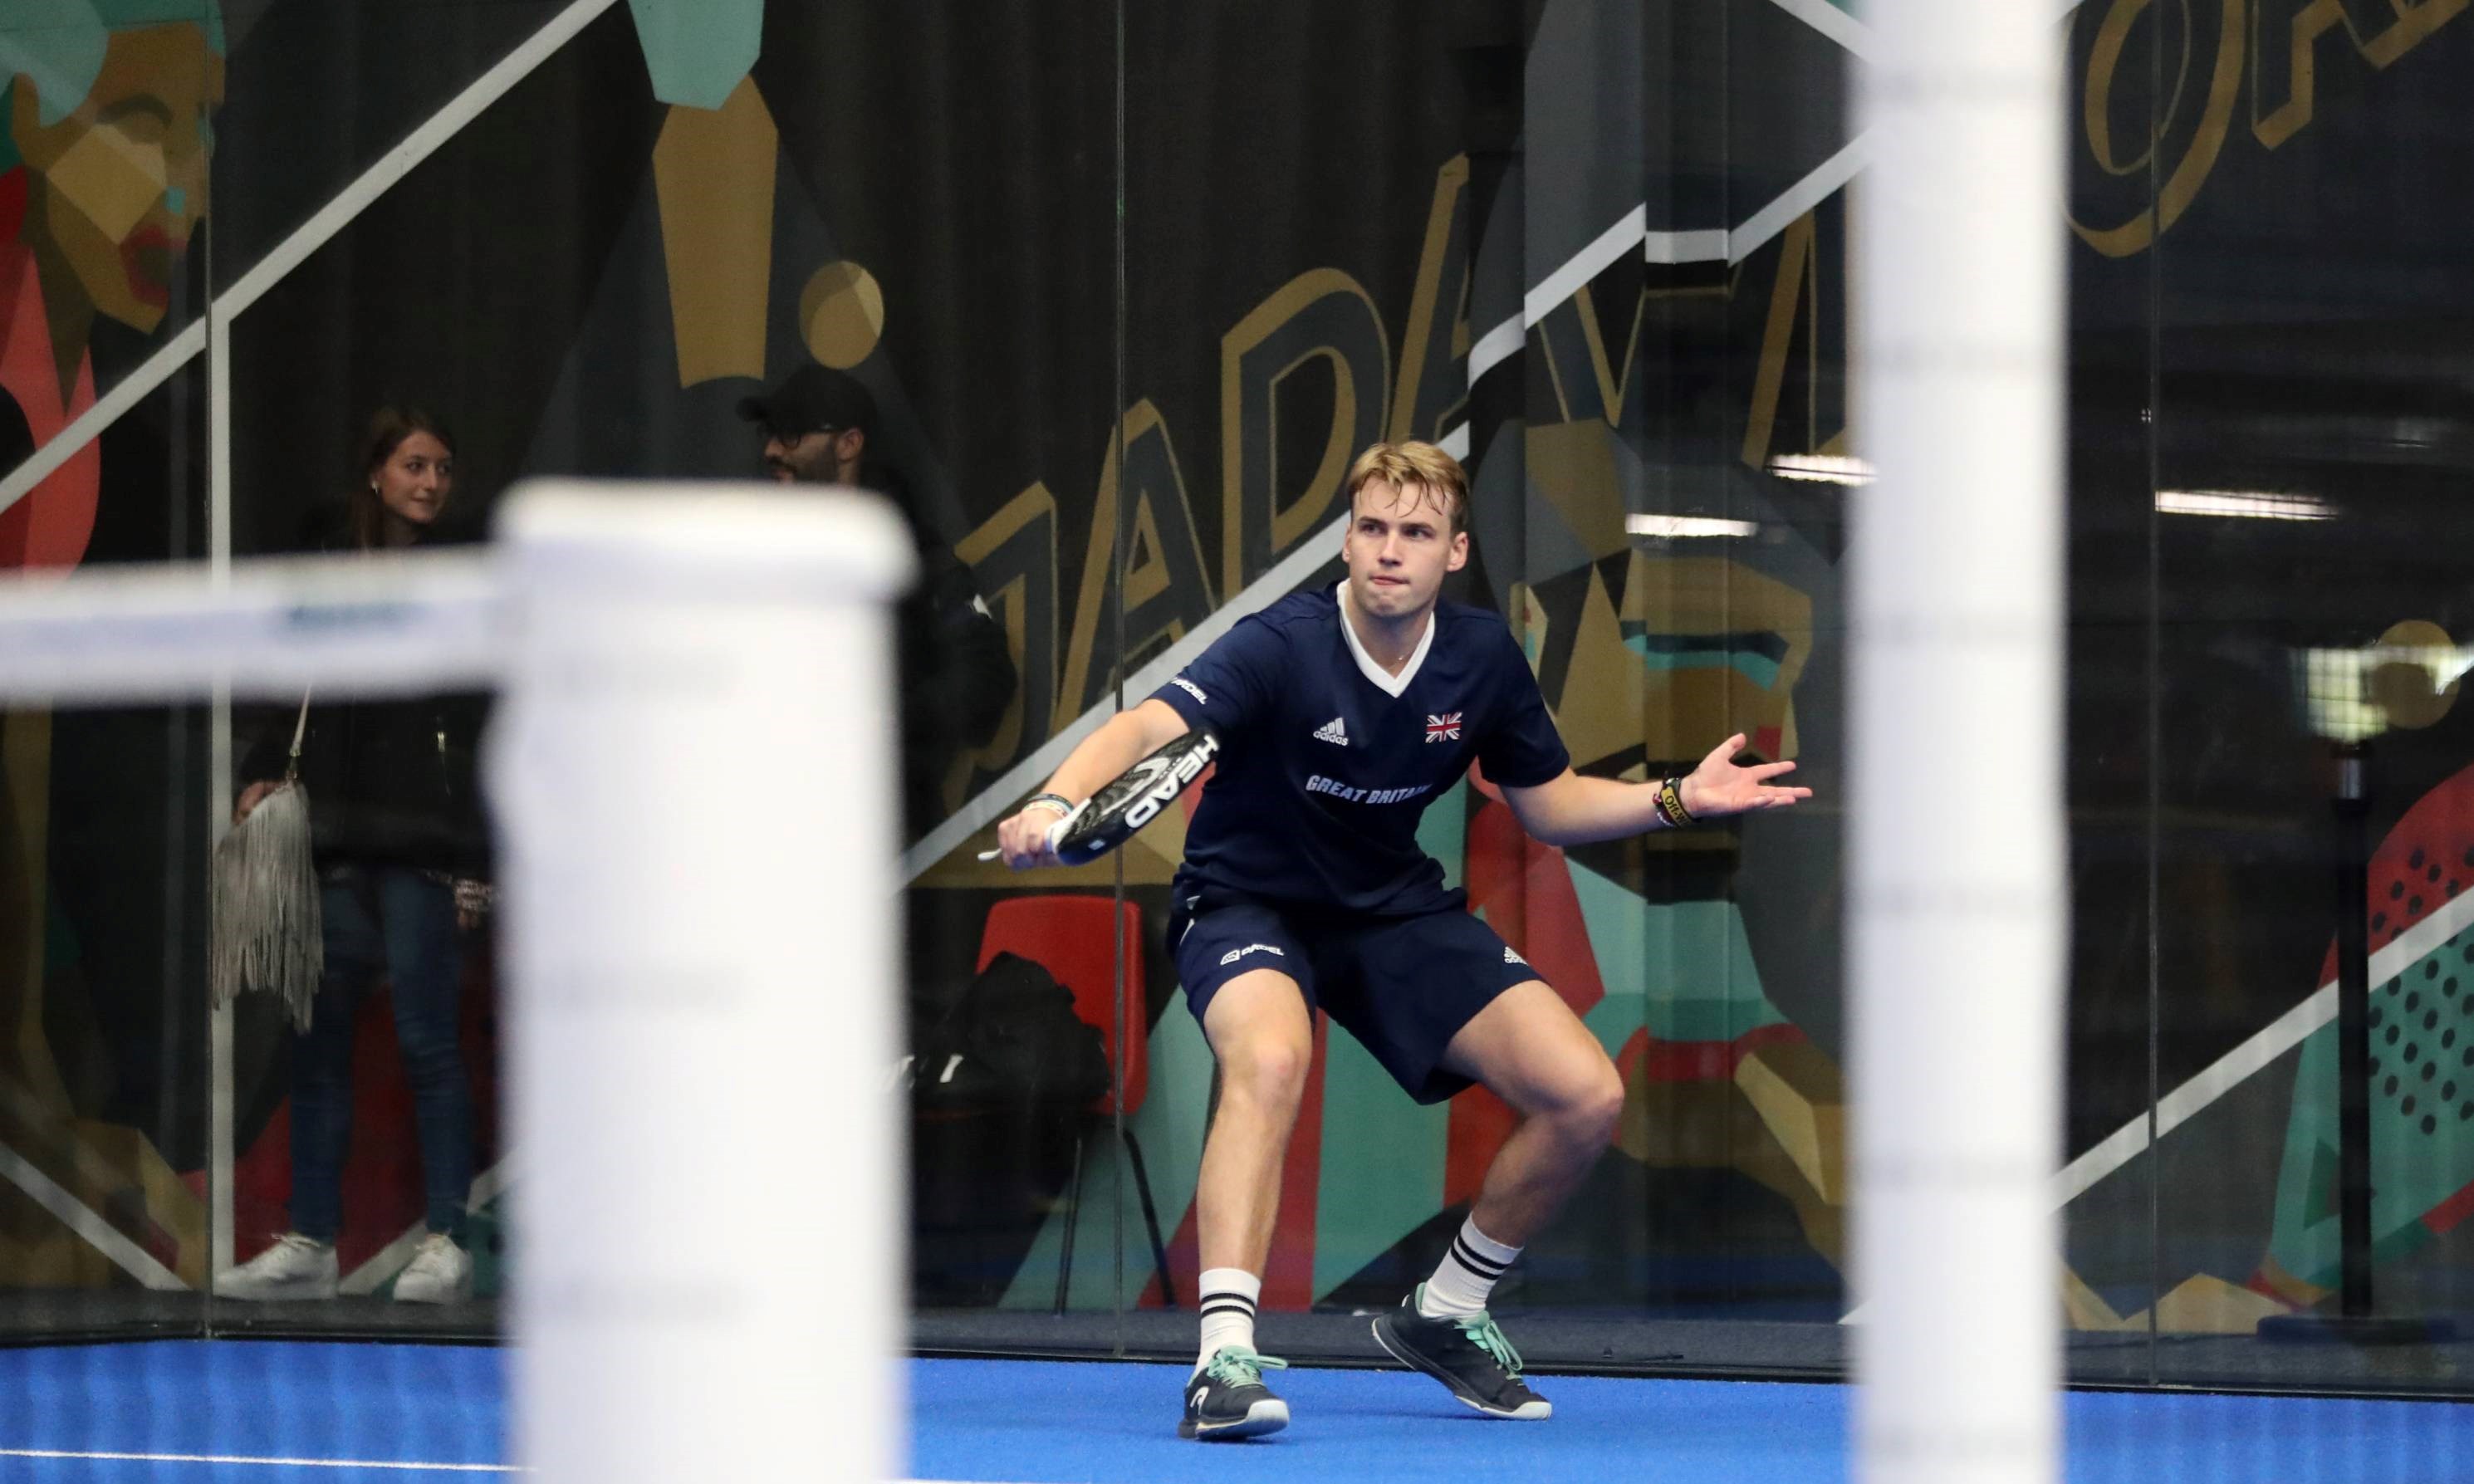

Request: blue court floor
left=0, top=1342, right=2467, bottom=1482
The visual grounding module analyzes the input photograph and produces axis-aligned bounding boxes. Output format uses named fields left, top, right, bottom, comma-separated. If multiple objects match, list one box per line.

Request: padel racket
left=980, top=727, right=1220, bottom=865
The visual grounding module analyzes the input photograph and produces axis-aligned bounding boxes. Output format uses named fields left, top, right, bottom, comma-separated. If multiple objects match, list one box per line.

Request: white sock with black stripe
left=1418, top=1216, right=1520, bottom=1318
left=1195, top=1268, right=1262, bottom=1376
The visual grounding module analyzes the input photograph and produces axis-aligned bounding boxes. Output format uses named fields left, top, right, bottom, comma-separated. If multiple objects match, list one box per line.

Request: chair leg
left=1120, top=1125, right=1175, bottom=1308
left=1053, top=1120, right=1086, bottom=1315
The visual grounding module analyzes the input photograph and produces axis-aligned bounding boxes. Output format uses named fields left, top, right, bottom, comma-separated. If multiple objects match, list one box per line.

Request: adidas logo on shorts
left=1313, top=716, right=1350, bottom=747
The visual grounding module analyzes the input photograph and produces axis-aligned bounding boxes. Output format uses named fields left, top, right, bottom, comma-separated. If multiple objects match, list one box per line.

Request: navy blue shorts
left=1168, top=884, right=1541, bottom=1104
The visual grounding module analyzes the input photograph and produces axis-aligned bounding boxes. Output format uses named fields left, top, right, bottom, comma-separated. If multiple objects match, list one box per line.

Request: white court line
left=1728, top=132, right=1871, bottom=266
left=1766, top=0, right=1876, bottom=58
left=1, top=1457, right=990, bottom=1484
left=1467, top=313, right=1527, bottom=384
left=902, top=514, right=1350, bottom=881
left=2057, top=879, right=2474, bottom=1205
left=1523, top=205, right=1651, bottom=330
left=1437, top=422, right=1471, bottom=461
left=0, top=1143, right=185, bottom=1291
left=0, top=1448, right=518, bottom=1472
left=0, top=0, right=618, bottom=518
left=213, top=0, right=620, bottom=321
left=0, top=322, right=206, bottom=520
left=1643, top=228, right=1730, bottom=266
left=1843, top=878, right=2474, bottom=1325
left=1460, top=135, right=1876, bottom=390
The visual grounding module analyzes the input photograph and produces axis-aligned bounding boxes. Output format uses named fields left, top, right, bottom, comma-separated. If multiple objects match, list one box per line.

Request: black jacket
left=238, top=504, right=492, bottom=876
left=868, top=463, right=1018, bottom=842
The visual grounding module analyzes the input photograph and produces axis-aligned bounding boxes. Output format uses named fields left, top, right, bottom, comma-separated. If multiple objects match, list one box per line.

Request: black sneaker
left=1179, top=1345, right=1291, bottom=1440
left=1371, top=1286, right=1551, bottom=1419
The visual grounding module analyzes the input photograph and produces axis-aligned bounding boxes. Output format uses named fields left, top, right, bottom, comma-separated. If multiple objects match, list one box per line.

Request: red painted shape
left=1134, top=1012, right=1331, bottom=1312
left=1517, top=830, right=1604, bottom=1019
left=1179, top=762, right=1217, bottom=820
left=1753, top=725, right=1782, bottom=759
left=2424, top=1177, right=2474, bottom=1237
left=1260, top=1014, right=1330, bottom=1310
left=0, top=169, right=26, bottom=247
left=0, top=245, right=100, bottom=571
left=1445, top=1085, right=1519, bottom=1209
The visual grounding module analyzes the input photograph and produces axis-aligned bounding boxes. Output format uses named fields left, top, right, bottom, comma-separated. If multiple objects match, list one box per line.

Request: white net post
left=492, top=485, right=914, bottom=1484
left=1851, top=5, right=2065, bottom=1484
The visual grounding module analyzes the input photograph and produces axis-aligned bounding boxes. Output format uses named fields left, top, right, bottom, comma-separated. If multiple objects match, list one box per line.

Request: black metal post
left=2333, top=742, right=2375, bottom=1319
left=2261, top=737, right=2453, bottom=1344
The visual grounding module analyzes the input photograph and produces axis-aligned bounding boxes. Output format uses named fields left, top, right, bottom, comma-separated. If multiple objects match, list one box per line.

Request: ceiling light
left=1626, top=515, right=1761, bottom=539
left=1768, top=454, right=1874, bottom=485
left=2154, top=489, right=2333, bottom=522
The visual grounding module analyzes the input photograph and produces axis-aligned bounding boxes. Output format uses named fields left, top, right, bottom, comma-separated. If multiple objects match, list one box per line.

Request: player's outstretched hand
left=1678, top=733, right=1812, bottom=820
left=993, top=804, right=1068, bottom=870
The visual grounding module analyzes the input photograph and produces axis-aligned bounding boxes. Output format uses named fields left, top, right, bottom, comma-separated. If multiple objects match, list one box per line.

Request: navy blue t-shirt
left=1149, top=585, right=1570, bottom=915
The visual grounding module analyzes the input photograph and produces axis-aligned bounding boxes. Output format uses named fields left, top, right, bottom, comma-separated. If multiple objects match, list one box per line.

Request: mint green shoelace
left=1204, top=1346, right=1290, bottom=1388
left=1453, top=1314, right=1526, bottom=1377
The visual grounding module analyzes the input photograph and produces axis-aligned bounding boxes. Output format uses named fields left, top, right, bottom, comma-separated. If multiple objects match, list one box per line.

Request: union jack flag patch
left=1425, top=712, right=1462, bottom=742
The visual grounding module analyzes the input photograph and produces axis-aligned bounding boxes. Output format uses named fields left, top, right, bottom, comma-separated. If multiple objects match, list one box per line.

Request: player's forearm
left=1508, top=772, right=1676, bottom=847
left=1036, top=704, right=1178, bottom=806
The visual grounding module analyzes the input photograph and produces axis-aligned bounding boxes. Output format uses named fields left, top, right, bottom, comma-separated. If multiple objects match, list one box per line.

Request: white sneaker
left=217, top=1233, right=338, bottom=1300
left=393, top=1232, right=473, bottom=1304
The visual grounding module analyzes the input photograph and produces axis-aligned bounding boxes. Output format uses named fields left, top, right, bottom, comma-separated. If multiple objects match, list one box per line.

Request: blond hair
left=1344, top=441, right=1471, bottom=536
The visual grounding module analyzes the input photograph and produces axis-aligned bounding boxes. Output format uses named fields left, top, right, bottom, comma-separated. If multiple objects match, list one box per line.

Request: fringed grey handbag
left=211, top=695, right=322, bottom=1030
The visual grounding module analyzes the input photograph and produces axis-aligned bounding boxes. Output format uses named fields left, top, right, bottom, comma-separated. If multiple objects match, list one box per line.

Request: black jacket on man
left=868, top=462, right=1018, bottom=842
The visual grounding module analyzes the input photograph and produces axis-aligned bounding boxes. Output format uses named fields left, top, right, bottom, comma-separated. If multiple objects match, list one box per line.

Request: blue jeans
left=289, top=866, right=474, bottom=1243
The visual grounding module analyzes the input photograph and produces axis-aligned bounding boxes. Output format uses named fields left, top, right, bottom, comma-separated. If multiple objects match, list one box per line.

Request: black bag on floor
left=909, top=951, right=1110, bottom=1110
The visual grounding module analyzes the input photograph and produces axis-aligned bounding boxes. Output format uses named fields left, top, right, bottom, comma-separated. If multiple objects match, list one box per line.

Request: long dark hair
left=347, top=405, right=458, bottom=551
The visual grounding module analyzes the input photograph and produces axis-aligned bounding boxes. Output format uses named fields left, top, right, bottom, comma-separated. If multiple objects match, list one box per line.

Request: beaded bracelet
left=1023, top=792, right=1078, bottom=818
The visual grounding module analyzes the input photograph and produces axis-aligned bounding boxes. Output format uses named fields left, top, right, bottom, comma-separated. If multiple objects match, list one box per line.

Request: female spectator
left=219, top=406, right=490, bottom=1305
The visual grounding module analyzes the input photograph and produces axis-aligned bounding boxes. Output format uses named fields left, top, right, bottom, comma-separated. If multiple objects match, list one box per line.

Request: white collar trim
left=1335, top=580, right=1433, bottom=698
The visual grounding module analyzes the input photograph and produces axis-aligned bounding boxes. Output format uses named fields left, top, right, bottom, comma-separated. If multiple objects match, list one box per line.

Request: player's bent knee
left=1555, top=1060, right=1624, bottom=1147
left=1218, top=1033, right=1313, bottom=1109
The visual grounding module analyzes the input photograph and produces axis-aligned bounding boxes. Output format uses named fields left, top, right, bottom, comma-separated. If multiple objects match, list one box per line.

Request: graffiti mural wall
left=2, top=0, right=2474, bottom=1386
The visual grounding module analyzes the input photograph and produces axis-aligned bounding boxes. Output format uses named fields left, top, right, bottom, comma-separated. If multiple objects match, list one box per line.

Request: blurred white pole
left=493, top=485, right=914, bottom=1484
left=1851, top=3, right=2065, bottom=1483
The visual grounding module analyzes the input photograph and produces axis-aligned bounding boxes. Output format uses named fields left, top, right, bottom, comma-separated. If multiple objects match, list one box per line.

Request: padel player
left=994, top=441, right=1810, bottom=1440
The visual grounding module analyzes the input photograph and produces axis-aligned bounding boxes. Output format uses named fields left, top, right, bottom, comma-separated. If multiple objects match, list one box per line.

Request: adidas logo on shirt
left=1504, top=945, right=1528, bottom=967
left=1313, top=716, right=1350, bottom=747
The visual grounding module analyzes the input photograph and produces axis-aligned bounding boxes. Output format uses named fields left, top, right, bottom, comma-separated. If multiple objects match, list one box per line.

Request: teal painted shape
left=1623, top=634, right=1781, bottom=690
left=2269, top=957, right=2474, bottom=1287
left=91, top=0, right=224, bottom=50
left=627, top=0, right=762, bottom=110
left=2, top=2, right=109, bottom=125
left=1568, top=860, right=1787, bottom=1053
left=1312, top=1021, right=1449, bottom=1299
left=1, top=2, right=222, bottom=128
left=1416, top=779, right=1468, bottom=893
left=1002, top=985, right=1215, bottom=1311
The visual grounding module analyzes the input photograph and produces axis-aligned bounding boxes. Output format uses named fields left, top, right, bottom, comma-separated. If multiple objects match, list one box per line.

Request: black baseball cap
left=737, top=365, right=879, bottom=440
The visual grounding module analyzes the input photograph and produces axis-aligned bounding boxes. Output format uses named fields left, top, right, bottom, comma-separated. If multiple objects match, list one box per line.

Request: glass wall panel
left=2057, top=0, right=2169, bottom=1388
left=0, top=3, right=216, bottom=1340
left=2148, top=1, right=2474, bottom=1393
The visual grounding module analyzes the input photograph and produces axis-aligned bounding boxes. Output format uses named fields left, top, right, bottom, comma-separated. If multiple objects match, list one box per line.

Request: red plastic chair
left=976, top=895, right=1173, bottom=1308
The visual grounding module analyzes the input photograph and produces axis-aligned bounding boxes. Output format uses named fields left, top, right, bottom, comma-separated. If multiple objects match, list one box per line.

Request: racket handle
left=976, top=815, right=1070, bottom=863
